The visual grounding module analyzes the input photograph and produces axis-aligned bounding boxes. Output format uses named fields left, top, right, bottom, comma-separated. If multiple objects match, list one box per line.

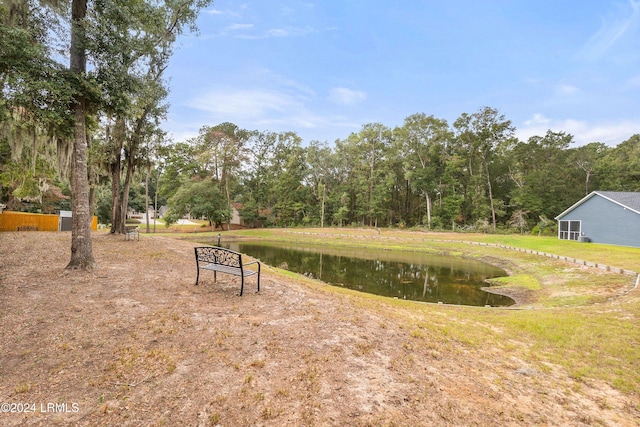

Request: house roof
left=597, top=191, right=640, bottom=213
left=555, top=191, right=640, bottom=219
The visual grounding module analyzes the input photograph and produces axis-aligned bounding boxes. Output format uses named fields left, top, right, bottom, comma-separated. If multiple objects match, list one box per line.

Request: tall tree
left=165, top=178, right=230, bottom=229
left=67, top=0, right=96, bottom=269
left=242, top=130, right=277, bottom=225
left=453, top=107, right=514, bottom=229
left=305, top=141, right=335, bottom=227
left=361, top=123, right=392, bottom=226
left=89, top=0, right=209, bottom=235
left=570, top=142, right=609, bottom=195
left=508, top=130, right=576, bottom=225
left=0, top=2, right=75, bottom=211
left=270, top=132, right=308, bottom=226
left=394, top=113, right=449, bottom=229
left=598, top=135, right=640, bottom=191
left=199, top=122, right=249, bottom=228
left=334, top=124, right=392, bottom=226
left=0, top=0, right=96, bottom=267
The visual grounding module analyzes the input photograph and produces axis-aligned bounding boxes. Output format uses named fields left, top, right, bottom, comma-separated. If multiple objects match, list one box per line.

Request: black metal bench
left=194, top=246, right=261, bottom=296
left=125, top=226, right=139, bottom=241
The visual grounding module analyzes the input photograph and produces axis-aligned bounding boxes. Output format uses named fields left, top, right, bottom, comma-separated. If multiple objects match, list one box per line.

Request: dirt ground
left=1, top=231, right=638, bottom=426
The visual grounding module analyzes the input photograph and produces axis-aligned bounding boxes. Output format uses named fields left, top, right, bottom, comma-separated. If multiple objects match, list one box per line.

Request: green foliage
left=127, top=183, right=147, bottom=212
left=598, top=135, right=640, bottom=191
left=531, top=215, right=556, bottom=236
left=0, top=13, right=77, bottom=136
left=94, top=185, right=112, bottom=224
left=162, top=121, right=640, bottom=232
left=162, top=210, right=179, bottom=228
left=167, top=179, right=231, bottom=228
left=238, top=196, right=261, bottom=226
left=2, top=0, right=639, bottom=234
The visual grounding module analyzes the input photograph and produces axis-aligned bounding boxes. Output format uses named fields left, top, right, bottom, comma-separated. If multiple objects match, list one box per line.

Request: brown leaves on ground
left=0, top=231, right=638, bottom=426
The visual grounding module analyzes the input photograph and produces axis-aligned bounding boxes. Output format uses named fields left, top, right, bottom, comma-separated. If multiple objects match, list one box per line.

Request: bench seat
left=125, top=226, right=139, bottom=241
left=201, top=263, right=259, bottom=277
left=194, top=246, right=260, bottom=296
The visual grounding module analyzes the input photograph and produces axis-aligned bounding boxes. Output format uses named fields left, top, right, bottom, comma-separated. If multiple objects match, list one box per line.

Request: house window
left=559, top=220, right=581, bottom=240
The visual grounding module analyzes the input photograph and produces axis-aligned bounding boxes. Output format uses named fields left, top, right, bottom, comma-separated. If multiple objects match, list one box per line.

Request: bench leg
left=240, top=276, right=244, bottom=296
left=195, top=267, right=200, bottom=285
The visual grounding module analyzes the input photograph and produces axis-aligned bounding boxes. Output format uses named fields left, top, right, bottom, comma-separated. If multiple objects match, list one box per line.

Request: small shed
left=59, top=210, right=73, bottom=231
left=555, top=191, right=640, bottom=247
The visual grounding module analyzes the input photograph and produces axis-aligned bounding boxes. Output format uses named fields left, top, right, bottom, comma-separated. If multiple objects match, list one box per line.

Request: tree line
left=2, top=1, right=640, bottom=274
left=155, top=114, right=639, bottom=233
left=1, top=0, right=212, bottom=268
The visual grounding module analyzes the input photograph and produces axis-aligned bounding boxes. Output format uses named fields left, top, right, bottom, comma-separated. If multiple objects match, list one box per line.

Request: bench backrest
left=195, top=246, right=242, bottom=268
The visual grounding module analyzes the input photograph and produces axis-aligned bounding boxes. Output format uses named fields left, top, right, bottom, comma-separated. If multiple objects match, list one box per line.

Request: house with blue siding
left=555, top=191, right=640, bottom=248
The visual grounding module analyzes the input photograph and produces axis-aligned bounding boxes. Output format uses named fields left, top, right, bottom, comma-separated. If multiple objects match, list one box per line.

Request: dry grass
left=0, top=229, right=638, bottom=426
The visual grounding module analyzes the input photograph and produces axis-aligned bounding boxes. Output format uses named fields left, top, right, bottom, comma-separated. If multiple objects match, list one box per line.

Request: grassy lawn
left=165, top=226, right=640, bottom=395
left=129, top=219, right=213, bottom=233
left=234, top=227, right=640, bottom=271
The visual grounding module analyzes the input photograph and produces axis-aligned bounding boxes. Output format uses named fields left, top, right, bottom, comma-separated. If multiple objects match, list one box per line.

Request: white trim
left=558, top=219, right=581, bottom=241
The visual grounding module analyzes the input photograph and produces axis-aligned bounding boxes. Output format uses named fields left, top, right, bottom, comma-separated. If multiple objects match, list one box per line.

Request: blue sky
left=164, top=0, right=640, bottom=147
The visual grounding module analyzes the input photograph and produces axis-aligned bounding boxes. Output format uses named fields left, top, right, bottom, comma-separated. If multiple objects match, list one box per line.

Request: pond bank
left=2, top=230, right=637, bottom=426
left=208, top=228, right=639, bottom=309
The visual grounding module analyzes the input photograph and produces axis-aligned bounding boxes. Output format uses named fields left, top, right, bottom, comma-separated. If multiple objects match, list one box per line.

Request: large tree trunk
left=119, top=145, right=137, bottom=232
left=109, top=117, right=125, bottom=234
left=145, top=165, right=150, bottom=233
left=320, top=184, right=325, bottom=228
left=87, top=134, right=96, bottom=215
left=66, top=0, right=96, bottom=270
left=425, top=191, right=431, bottom=229
left=484, top=156, right=497, bottom=230
left=109, top=160, right=122, bottom=233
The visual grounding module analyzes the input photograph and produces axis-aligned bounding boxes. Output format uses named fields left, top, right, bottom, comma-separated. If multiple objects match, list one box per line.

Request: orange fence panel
left=0, top=211, right=98, bottom=231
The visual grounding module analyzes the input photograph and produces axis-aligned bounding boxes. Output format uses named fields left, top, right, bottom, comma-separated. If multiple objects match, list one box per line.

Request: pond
left=218, top=240, right=514, bottom=307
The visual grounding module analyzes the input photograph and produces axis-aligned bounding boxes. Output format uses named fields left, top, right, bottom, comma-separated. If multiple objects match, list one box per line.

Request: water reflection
left=222, top=241, right=513, bottom=307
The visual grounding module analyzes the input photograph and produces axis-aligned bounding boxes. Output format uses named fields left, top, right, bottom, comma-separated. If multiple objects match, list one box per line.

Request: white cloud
left=228, top=23, right=254, bottom=31
left=267, top=28, right=289, bottom=37
left=232, top=26, right=311, bottom=39
left=163, top=121, right=200, bottom=143
left=187, top=87, right=327, bottom=131
left=257, top=69, right=316, bottom=98
left=516, top=114, right=639, bottom=146
left=171, top=83, right=364, bottom=142
left=524, top=113, right=550, bottom=126
left=190, top=89, right=298, bottom=118
left=557, top=83, right=580, bottom=95
left=328, top=87, right=367, bottom=106
left=578, top=0, right=640, bottom=60
left=203, top=8, right=243, bottom=18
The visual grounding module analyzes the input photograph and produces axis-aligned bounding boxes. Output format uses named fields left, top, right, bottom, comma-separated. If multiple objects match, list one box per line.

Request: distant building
left=555, top=191, right=640, bottom=247
left=231, top=203, right=243, bottom=226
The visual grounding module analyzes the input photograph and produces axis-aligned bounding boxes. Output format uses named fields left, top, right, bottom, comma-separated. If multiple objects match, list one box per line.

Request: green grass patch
left=487, top=274, right=541, bottom=290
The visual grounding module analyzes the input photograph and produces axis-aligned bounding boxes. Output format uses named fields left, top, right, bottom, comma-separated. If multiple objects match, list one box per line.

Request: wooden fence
left=0, top=211, right=98, bottom=232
